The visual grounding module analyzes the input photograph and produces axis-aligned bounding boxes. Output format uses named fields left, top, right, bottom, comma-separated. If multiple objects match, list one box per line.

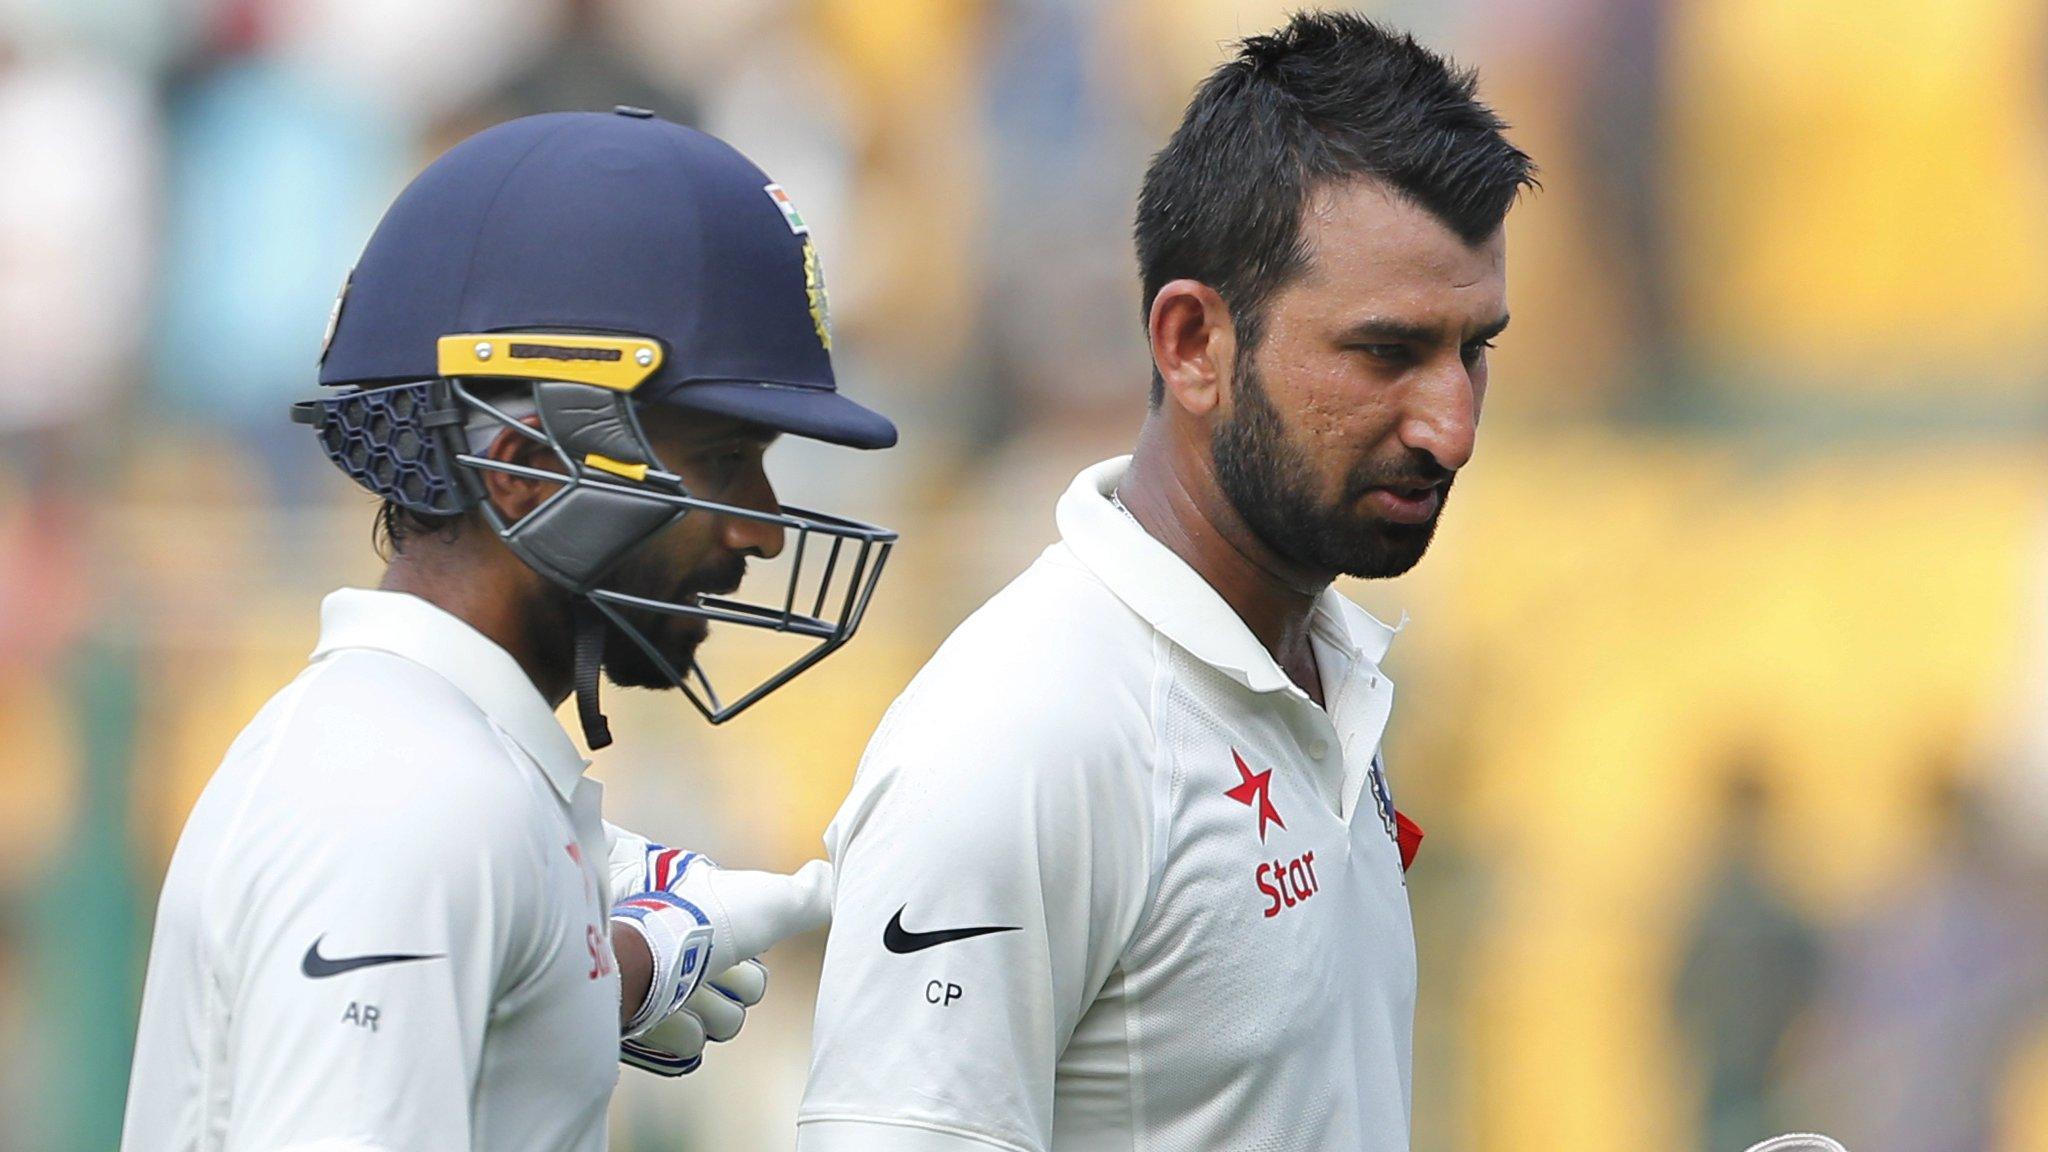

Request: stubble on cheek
left=1293, top=377, right=1401, bottom=511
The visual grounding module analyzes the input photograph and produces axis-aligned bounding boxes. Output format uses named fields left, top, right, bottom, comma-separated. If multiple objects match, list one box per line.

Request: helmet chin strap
left=572, top=598, right=614, bottom=750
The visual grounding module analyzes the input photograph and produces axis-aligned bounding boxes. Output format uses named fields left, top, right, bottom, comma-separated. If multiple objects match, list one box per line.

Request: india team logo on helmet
left=803, top=240, right=832, bottom=352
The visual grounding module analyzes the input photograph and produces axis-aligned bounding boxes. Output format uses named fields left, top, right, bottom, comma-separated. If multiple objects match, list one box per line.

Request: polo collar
left=1056, top=457, right=1399, bottom=696
left=310, top=588, right=591, bottom=799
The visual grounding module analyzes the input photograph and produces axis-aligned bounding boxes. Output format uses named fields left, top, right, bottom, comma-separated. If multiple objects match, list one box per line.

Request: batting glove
left=606, top=827, right=833, bottom=1076
left=620, top=958, right=768, bottom=1075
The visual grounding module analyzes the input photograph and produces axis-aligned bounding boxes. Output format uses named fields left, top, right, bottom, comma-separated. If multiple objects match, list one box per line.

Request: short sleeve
left=797, top=660, right=1155, bottom=1152
left=215, top=734, right=538, bottom=1151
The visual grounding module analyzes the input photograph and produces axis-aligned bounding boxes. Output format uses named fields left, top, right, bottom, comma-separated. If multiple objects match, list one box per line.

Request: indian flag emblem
left=803, top=239, right=832, bottom=351
left=764, top=183, right=808, bottom=235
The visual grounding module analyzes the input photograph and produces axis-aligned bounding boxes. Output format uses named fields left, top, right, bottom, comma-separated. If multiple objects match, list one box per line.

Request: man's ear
left=1147, top=279, right=1236, bottom=420
left=477, top=417, right=561, bottom=521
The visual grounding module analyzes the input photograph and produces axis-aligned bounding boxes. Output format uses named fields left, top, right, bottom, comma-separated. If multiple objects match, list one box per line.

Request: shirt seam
left=484, top=724, right=561, bottom=1007
left=1119, top=632, right=1173, bottom=1152
left=796, top=1114, right=1039, bottom=1152
left=1135, top=631, right=1173, bottom=938
left=1119, top=961, right=1145, bottom=1152
left=195, top=662, right=341, bottom=1141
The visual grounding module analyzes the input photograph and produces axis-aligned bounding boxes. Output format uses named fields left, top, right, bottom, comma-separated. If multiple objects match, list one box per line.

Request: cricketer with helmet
left=121, top=108, right=897, bottom=1151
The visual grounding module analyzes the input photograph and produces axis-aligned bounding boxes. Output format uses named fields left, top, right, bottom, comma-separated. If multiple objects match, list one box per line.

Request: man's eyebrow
left=1339, top=317, right=1439, bottom=345
left=1338, top=313, right=1512, bottom=345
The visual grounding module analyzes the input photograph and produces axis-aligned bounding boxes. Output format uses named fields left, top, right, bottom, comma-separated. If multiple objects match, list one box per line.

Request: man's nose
left=719, top=474, right=787, bottom=560
left=1397, top=361, right=1480, bottom=473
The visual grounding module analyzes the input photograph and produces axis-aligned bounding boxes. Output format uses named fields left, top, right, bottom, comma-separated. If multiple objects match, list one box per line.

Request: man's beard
left=534, top=547, right=749, bottom=691
left=1211, top=355, right=1455, bottom=579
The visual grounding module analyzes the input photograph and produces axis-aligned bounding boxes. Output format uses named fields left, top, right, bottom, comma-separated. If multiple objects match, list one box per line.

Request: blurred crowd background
left=3, top=0, right=2048, bottom=1149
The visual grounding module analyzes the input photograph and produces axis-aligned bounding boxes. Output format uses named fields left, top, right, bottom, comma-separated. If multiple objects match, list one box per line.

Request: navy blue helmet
left=296, top=108, right=897, bottom=741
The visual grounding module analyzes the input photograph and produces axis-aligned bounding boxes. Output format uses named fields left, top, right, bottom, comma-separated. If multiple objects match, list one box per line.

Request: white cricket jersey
left=799, top=457, right=1419, bottom=1152
left=123, top=588, right=622, bottom=1152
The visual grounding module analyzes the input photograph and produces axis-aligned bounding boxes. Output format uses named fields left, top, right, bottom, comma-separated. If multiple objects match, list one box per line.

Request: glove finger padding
left=638, top=997, right=709, bottom=1057
left=604, top=834, right=830, bottom=1074
left=687, top=980, right=747, bottom=1043
left=619, top=958, right=764, bottom=1074
left=709, top=958, right=768, bottom=1006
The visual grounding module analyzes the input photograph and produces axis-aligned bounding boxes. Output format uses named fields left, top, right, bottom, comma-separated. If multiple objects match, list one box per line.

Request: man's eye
left=1461, top=339, right=1496, bottom=363
left=707, top=449, right=753, bottom=482
left=1354, top=343, right=1410, bottom=363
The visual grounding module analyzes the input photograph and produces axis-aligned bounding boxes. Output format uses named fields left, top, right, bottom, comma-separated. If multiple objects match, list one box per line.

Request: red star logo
left=1225, top=749, right=1285, bottom=842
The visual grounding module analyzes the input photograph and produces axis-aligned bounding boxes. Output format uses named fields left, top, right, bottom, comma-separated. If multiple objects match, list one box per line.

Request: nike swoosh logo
left=882, top=906, right=1021, bottom=954
left=301, top=935, right=445, bottom=979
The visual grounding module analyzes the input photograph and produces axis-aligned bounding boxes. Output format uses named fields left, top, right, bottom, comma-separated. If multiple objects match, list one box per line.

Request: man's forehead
left=639, top=405, right=780, bottom=446
left=1295, top=178, right=1506, bottom=301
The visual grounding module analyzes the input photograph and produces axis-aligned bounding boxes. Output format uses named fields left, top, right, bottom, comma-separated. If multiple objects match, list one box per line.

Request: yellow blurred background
left=3, top=0, right=2047, bottom=1150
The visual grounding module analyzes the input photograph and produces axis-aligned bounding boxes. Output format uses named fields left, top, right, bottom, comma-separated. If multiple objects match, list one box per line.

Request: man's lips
left=671, top=561, right=745, bottom=602
left=1362, top=483, right=1443, bottom=525
left=673, top=573, right=744, bottom=608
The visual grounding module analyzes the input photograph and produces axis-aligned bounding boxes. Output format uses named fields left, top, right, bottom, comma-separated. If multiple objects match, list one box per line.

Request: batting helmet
left=293, top=108, right=897, bottom=743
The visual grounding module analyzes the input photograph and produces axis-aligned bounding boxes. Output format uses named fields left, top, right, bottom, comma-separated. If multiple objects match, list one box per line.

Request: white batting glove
left=620, top=959, right=768, bottom=1075
left=606, top=828, right=833, bottom=1076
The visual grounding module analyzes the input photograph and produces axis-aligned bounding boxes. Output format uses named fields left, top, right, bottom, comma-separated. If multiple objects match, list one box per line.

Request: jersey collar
left=310, top=587, right=591, bottom=798
left=1056, top=457, right=1399, bottom=696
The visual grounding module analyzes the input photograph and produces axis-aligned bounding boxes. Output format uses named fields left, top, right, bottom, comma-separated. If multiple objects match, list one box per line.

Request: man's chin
left=600, top=621, right=708, bottom=690
left=1326, top=517, right=1439, bottom=580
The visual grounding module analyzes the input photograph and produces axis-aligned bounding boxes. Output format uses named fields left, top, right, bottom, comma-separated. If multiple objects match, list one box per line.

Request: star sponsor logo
left=1225, top=749, right=1321, bottom=917
left=1224, top=749, right=1284, bottom=842
left=1256, top=851, right=1321, bottom=918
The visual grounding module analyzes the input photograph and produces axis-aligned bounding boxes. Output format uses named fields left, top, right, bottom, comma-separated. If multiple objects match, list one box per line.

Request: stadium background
left=3, top=0, right=2048, bottom=1149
